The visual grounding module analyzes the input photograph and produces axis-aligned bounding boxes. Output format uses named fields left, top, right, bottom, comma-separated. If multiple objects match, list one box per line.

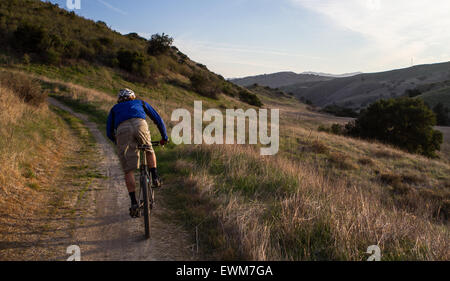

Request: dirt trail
left=49, top=98, right=195, bottom=261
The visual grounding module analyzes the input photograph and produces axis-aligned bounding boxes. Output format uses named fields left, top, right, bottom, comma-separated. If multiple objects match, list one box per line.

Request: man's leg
left=146, top=151, right=157, bottom=168
left=146, top=151, right=161, bottom=187
left=125, top=171, right=138, bottom=207
left=125, top=170, right=136, bottom=192
left=136, top=118, right=160, bottom=186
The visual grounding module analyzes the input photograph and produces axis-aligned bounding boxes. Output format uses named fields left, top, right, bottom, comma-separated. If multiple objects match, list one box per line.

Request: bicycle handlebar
left=151, top=140, right=170, bottom=147
left=138, top=141, right=168, bottom=150
left=151, top=141, right=161, bottom=147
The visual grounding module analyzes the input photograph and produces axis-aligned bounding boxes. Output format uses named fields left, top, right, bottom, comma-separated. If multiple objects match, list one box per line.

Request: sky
left=48, top=0, right=450, bottom=78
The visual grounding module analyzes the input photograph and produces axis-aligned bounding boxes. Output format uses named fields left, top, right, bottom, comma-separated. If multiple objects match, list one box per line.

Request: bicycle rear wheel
left=149, top=181, right=154, bottom=209
left=140, top=174, right=150, bottom=239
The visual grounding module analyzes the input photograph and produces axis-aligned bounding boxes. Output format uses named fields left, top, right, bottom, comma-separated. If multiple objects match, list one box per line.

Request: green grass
left=21, top=163, right=36, bottom=179
left=80, top=171, right=107, bottom=179
left=157, top=147, right=246, bottom=260
left=270, top=216, right=336, bottom=260
left=27, top=182, right=41, bottom=191
left=49, top=105, right=104, bottom=220
left=183, top=146, right=299, bottom=199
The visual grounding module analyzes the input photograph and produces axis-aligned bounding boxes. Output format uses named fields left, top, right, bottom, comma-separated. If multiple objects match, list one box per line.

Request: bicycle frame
left=137, top=141, right=161, bottom=238
left=137, top=149, right=149, bottom=208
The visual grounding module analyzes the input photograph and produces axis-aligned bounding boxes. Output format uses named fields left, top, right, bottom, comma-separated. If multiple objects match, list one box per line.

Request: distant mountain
left=281, top=61, right=450, bottom=109
left=300, top=71, right=362, bottom=78
left=230, top=72, right=334, bottom=88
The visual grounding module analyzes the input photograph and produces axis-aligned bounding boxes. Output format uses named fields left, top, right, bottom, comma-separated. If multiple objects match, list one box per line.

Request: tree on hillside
left=347, top=97, right=443, bottom=157
left=147, top=33, right=173, bottom=56
left=117, top=49, right=149, bottom=77
left=13, top=22, right=63, bottom=64
left=433, top=102, right=450, bottom=126
left=190, top=72, right=220, bottom=99
left=239, top=90, right=263, bottom=107
left=13, top=23, right=49, bottom=53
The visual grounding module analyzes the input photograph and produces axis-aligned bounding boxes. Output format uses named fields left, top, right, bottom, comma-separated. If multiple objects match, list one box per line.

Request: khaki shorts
left=116, top=118, right=153, bottom=173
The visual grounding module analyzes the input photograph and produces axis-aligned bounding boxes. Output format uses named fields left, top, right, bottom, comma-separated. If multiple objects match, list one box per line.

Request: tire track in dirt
left=49, top=97, right=195, bottom=261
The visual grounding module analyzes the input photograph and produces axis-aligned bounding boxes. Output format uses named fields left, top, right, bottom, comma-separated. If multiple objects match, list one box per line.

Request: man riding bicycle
left=106, top=88, right=168, bottom=218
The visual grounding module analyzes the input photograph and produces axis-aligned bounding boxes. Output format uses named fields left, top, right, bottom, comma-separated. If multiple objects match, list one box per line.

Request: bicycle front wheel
left=140, top=174, right=150, bottom=239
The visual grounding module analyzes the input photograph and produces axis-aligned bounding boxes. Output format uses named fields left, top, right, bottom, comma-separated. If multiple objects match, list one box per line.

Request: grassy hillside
left=245, top=84, right=297, bottom=105
left=0, top=0, right=262, bottom=107
left=165, top=143, right=449, bottom=260
left=280, top=61, right=450, bottom=109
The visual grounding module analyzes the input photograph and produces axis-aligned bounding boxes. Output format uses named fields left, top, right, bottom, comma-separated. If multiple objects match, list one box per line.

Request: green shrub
left=177, top=51, right=188, bottom=60
left=222, top=82, right=237, bottom=97
left=238, top=90, right=262, bottom=107
left=44, top=48, right=61, bottom=65
left=79, top=45, right=95, bottom=60
left=125, top=32, right=146, bottom=41
left=318, top=123, right=346, bottom=135
left=190, top=72, right=220, bottom=99
left=147, top=33, right=173, bottom=56
left=63, top=40, right=81, bottom=59
left=14, top=22, right=49, bottom=53
left=347, top=98, right=443, bottom=157
left=147, top=56, right=162, bottom=74
left=117, top=49, right=149, bottom=77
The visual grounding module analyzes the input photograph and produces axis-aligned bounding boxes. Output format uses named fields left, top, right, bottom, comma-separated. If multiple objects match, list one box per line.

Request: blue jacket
left=106, top=99, right=168, bottom=143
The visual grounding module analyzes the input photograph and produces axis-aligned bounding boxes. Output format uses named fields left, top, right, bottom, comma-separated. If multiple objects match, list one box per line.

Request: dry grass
left=0, top=83, right=94, bottom=260
left=311, top=140, right=329, bottom=154
left=0, top=71, right=47, bottom=106
left=171, top=144, right=449, bottom=260
left=49, top=80, right=116, bottom=112
left=358, top=157, right=375, bottom=166
left=327, top=152, right=358, bottom=170
left=0, top=86, right=66, bottom=212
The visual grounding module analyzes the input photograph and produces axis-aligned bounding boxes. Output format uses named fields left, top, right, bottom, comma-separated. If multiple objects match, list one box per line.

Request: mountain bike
left=137, top=141, right=162, bottom=239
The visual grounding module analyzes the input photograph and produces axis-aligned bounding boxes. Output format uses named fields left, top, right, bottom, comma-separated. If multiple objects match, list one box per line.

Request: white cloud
left=291, top=0, right=450, bottom=70
left=96, top=0, right=128, bottom=16
left=174, top=38, right=327, bottom=78
left=176, top=39, right=325, bottom=60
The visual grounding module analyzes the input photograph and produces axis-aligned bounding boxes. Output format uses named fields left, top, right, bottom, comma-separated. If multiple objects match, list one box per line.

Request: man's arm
left=142, top=101, right=168, bottom=141
left=106, top=109, right=116, bottom=143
